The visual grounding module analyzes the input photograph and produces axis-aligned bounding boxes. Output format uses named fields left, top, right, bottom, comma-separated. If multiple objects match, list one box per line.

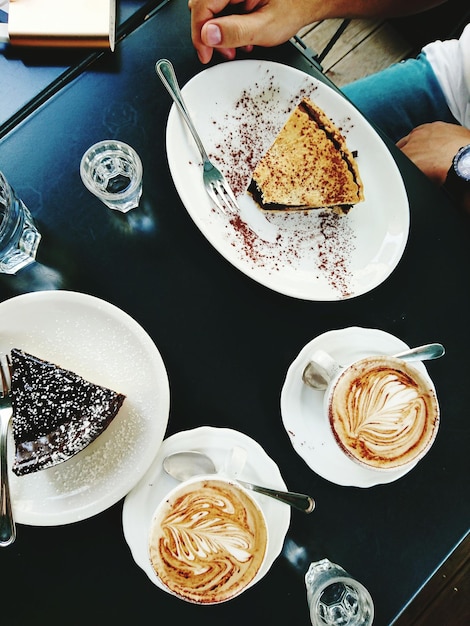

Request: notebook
left=8, top=0, right=116, bottom=50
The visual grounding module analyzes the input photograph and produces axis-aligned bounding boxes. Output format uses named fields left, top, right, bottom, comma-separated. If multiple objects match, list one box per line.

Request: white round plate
left=280, top=327, right=435, bottom=487
left=122, top=426, right=291, bottom=593
left=166, top=60, right=409, bottom=301
left=0, top=290, right=170, bottom=525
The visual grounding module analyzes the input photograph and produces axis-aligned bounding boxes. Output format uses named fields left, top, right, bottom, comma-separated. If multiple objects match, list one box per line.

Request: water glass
left=80, top=140, right=143, bottom=213
left=305, top=559, right=374, bottom=626
left=0, top=171, right=41, bottom=275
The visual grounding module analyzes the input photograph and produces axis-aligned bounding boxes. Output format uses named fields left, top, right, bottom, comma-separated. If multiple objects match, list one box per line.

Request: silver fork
left=156, top=58, right=239, bottom=216
left=0, top=355, right=15, bottom=547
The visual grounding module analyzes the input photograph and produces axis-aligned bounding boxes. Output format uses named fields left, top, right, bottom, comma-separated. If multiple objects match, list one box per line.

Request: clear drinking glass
left=0, top=171, right=41, bottom=275
left=80, top=140, right=143, bottom=213
left=305, top=559, right=374, bottom=626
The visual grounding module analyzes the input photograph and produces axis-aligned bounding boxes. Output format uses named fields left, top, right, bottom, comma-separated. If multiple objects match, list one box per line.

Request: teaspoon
left=302, top=342, right=445, bottom=390
left=163, top=450, right=315, bottom=513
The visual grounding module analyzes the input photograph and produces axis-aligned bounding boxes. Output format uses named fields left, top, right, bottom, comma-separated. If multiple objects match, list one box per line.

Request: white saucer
left=280, top=327, right=433, bottom=487
left=122, top=426, right=291, bottom=593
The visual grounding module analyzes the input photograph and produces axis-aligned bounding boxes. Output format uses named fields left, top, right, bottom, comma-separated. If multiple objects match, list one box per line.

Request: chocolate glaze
left=10, top=348, right=125, bottom=476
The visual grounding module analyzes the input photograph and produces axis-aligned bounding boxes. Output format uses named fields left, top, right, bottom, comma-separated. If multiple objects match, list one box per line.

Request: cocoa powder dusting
left=208, top=68, right=357, bottom=298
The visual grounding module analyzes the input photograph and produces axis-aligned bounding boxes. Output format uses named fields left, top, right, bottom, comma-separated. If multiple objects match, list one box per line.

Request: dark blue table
left=0, top=1, right=469, bottom=624
left=0, top=0, right=165, bottom=132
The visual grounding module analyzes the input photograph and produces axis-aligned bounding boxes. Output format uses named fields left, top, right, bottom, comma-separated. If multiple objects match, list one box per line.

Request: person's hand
left=396, top=121, right=470, bottom=185
left=188, top=0, right=449, bottom=63
left=188, top=0, right=319, bottom=64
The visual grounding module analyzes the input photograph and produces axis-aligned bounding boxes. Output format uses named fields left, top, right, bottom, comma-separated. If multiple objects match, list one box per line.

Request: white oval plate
left=280, top=327, right=437, bottom=487
left=0, top=290, right=170, bottom=525
left=122, top=426, right=291, bottom=593
left=166, top=60, right=409, bottom=301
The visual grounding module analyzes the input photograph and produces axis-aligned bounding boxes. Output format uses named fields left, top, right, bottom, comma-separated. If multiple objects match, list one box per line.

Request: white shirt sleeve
left=423, top=23, right=470, bottom=129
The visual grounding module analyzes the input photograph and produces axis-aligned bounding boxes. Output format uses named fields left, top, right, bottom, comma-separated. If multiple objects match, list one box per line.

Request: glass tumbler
left=305, top=559, right=374, bottom=626
left=80, top=140, right=143, bottom=213
left=0, top=171, right=41, bottom=275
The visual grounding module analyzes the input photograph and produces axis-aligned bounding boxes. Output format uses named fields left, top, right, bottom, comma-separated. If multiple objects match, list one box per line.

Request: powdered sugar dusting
left=46, top=404, right=145, bottom=493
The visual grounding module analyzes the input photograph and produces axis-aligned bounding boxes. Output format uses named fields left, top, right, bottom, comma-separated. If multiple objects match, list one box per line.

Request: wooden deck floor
left=297, top=18, right=414, bottom=86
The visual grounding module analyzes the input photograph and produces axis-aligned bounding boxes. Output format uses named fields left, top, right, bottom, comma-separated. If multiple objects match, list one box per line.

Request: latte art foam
left=149, top=478, right=267, bottom=604
left=328, top=357, right=439, bottom=469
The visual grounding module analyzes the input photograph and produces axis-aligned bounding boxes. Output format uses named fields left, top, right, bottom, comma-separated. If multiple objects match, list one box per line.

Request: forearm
left=190, top=0, right=449, bottom=64
left=315, top=0, right=448, bottom=21
left=240, top=0, right=449, bottom=31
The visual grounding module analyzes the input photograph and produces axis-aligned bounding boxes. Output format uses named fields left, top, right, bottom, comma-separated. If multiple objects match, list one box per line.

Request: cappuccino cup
left=308, top=350, right=440, bottom=471
left=148, top=475, right=268, bottom=604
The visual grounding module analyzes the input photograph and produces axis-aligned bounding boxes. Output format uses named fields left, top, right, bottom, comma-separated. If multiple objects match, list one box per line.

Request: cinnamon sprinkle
left=208, top=68, right=357, bottom=298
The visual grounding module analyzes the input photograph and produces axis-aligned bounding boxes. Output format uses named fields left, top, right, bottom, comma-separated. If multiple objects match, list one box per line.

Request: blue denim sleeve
left=341, top=52, right=458, bottom=142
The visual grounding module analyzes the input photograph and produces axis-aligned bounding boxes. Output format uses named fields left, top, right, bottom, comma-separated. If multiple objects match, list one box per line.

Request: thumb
left=201, top=13, right=269, bottom=49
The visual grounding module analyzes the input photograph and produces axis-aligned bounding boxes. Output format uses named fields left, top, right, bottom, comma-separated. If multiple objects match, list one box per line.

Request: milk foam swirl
left=329, top=360, right=439, bottom=469
left=149, top=479, right=267, bottom=604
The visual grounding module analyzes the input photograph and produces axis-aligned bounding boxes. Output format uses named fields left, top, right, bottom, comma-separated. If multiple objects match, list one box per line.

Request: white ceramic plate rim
left=166, top=59, right=409, bottom=301
left=280, top=327, right=436, bottom=487
left=122, top=426, right=291, bottom=594
left=0, top=290, right=170, bottom=525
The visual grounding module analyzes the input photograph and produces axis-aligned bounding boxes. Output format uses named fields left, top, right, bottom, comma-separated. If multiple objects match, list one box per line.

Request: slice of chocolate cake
left=248, top=97, right=364, bottom=213
left=10, top=348, right=125, bottom=476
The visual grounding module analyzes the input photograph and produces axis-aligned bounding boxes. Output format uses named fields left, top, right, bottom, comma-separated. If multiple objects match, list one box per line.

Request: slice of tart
left=10, top=348, right=125, bottom=476
left=248, top=97, right=364, bottom=213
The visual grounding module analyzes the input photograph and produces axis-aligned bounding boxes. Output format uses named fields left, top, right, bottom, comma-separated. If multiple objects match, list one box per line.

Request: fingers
left=198, top=10, right=290, bottom=64
left=396, top=135, right=409, bottom=149
left=189, top=0, right=306, bottom=64
left=201, top=13, right=257, bottom=48
left=190, top=0, right=282, bottom=64
left=189, top=0, right=245, bottom=64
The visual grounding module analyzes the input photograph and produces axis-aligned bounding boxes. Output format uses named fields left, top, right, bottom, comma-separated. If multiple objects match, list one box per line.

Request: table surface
left=0, top=1, right=469, bottom=624
left=0, top=0, right=159, bottom=132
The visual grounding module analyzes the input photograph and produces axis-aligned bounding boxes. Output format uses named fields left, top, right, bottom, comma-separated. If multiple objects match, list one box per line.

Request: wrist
left=444, top=144, right=470, bottom=211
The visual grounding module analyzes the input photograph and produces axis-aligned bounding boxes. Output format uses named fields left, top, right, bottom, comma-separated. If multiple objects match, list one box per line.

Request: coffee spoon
left=163, top=450, right=315, bottom=513
left=302, top=342, right=445, bottom=390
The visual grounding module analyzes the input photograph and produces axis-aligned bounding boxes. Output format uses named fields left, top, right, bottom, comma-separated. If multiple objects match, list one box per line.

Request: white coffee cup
left=148, top=474, right=268, bottom=604
left=307, top=350, right=440, bottom=471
